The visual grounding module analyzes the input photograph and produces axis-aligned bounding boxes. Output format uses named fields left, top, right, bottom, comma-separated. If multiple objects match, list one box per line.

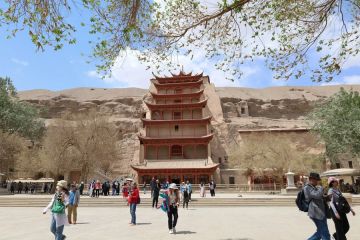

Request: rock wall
left=19, top=84, right=360, bottom=182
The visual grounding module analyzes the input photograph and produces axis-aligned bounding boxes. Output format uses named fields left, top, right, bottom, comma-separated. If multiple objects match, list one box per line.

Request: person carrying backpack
left=128, top=182, right=140, bottom=226
left=303, top=172, right=330, bottom=240
left=327, top=177, right=356, bottom=240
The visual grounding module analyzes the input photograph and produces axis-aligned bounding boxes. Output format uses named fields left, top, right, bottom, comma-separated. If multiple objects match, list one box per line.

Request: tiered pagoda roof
left=152, top=78, right=203, bottom=89
left=141, top=116, right=212, bottom=126
left=144, top=98, right=208, bottom=110
left=131, top=159, right=219, bottom=171
left=152, top=71, right=203, bottom=84
left=138, top=133, right=214, bottom=144
left=150, top=89, right=204, bottom=99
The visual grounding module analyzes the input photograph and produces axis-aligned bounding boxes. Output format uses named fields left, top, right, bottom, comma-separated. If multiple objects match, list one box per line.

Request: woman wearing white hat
left=166, top=183, right=180, bottom=234
left=328, top=177, right=356, bottom=240
left=43, top=180, right=70, bottom=240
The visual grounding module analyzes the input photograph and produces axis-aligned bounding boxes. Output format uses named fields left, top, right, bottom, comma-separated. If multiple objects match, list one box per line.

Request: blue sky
left=1, top=6, right=360, bottom=91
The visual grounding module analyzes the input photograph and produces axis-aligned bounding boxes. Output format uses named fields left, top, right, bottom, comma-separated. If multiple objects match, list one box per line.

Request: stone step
left=1, top=196, right=358, bottom=207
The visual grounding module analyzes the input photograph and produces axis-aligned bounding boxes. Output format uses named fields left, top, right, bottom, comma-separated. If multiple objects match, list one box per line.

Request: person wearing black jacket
left=328, top=177, right=356, bottom=240
left=152, top=180, right=160, bottom=208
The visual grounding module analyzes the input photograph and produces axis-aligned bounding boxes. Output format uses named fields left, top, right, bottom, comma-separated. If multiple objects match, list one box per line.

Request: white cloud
left=86, top=70, right=101, bottom=78
left=320, top=75, right=360, bottom=86
left=11, top=58, right=29, bottom=66
left=343, top=75, right=360, bottom=85
left=343, top=55, right=360, bottom=70
left=88, top=47, right=260, bottom=88
left=320, top=82, right=342, bottom=86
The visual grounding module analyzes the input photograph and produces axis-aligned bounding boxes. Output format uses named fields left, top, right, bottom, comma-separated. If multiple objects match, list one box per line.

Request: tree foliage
left=0, top=131, right=23, bottom=175
left=40, top=112, right=119, bottom=181
left=309, top=88, right=360, bottom=161
left=1, top=1, right=360, bottom=82
left=0, top=77, right=45, bottom=140
left=229, top=133, right=324, bottom=180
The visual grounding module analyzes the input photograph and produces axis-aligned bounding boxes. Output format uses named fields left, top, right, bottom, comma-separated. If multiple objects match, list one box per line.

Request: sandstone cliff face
left=19, top=88, right=148, bottom=177
left=18, top=85, right=360, bottom=180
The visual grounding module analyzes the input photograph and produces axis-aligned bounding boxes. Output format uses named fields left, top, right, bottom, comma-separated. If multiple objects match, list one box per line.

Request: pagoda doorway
left=171, top=175, right=181, bottom=184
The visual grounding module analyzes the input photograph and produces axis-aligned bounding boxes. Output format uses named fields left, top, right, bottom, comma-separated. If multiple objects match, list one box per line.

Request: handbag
left=51, top=194, right=65, bottom=214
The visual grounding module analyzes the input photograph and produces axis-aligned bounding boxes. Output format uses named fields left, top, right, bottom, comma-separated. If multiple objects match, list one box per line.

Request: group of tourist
left=8, top=181, right=53, bottom=194
left=199, top=180, right=216, bottom=197
left=301, top=172, right=356, bottom=240
left=130, top=180, right=181, bottom=234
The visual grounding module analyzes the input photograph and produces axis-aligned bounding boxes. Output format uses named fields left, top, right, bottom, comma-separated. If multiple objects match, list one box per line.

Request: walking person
left=67, top=184, right=80, bottom=224
left=143, top=181, right=147, bottom=194
left=328, top=177, right=356, bottom=240
left=128, top=182, right=140, bottom=226
left=10, top=181, right=15, bottom=194
left=79, top=182, right=84, bottom=195
left=180, top=182, right=185, bottom=202
left=186, top=181, right=192, bottom=201
left=150, top=177, right=156, bottom=198
left=304, top=172, right=330, bottom=240
left=88, top=181, right=94, bottom=197
left=24, top=182, right=29, bottom=194
left=183, top=185, right=189, bottom=209
left=30, top=183, right=35, bottom=194
left=200, top=182, right=206, bottom=197
left=116, top=181, right=120, bottom=195
left=165, top=183, right=180, bottom=234
left=95, top=180, right=101, bottom=198
left=209, top=180, right=216, bottom=197
left=17, top=181, right=23, bottom=194
left=122, top=183, right=129, bottom=199
left=112, top=181, right=117, bottom=196
left=152, top=180, right=160, bottom=208
left=43, top=180, right=69, bottom=240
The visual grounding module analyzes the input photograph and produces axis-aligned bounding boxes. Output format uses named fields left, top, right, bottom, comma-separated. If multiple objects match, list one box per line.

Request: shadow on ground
left=136, top=223, right=152, bottom=225
left=175, top=231, right=196, bottom=235
left=219, top=238, right=254, bottom=240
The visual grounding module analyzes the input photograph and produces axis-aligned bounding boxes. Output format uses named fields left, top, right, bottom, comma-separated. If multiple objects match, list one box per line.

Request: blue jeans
left=130, top=203, right=137, bottom=224
left=308, top=217, right=330, bottom=240
left=50, top=216, right=65, bottom=240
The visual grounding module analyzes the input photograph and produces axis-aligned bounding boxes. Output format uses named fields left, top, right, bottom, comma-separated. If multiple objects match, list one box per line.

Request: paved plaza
left=1, top=206, right=359, bottom=240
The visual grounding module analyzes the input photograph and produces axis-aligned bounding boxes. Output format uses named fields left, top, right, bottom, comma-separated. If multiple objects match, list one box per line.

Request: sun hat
left=328, top=176, right=339, bottom=185
left=169, top=183, right=178, bottom=190
left=309, top=172, right=321, bottom=181
left=57, top=180, right=68, bottom=189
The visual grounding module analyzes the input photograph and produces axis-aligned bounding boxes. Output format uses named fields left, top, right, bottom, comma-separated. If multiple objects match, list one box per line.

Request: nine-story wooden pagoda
left=131, top=70, right=219, bottom=184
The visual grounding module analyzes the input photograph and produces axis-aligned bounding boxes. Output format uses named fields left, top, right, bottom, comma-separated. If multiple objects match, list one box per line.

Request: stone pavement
left=1, top=206, right=359, bottom=240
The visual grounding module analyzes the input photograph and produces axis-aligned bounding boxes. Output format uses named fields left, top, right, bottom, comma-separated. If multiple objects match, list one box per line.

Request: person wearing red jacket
left=128, top=182, right=140, bottom=225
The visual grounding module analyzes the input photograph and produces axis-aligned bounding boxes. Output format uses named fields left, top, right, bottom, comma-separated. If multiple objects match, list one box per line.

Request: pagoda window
left=174, top=125, right=179, bottom=132
left=173, top=111, right=182, bottom=120
left=171, top=145, right=183, bottom=158
left=152, top=111, right=162, bottom=120
left=158, top=146, right=169, bottom=159
left=174, top=99, right=182, bottom=103
left=175, top=88, right=182, bottom=94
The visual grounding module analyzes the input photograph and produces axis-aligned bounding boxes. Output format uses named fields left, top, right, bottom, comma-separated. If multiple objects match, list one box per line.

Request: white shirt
left=43, top=192, right=69, bottom=227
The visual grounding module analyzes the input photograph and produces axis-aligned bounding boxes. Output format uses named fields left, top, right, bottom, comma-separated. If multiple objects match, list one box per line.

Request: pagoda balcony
left=141, top=116, right=212, bottom=126
left=138, top=134, right=214, bottom=145
left=145, top=98, right=208, bottom=110
left=150, top=89, right=204, bottom=99
left=152, top=78, right=203, bottom=89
